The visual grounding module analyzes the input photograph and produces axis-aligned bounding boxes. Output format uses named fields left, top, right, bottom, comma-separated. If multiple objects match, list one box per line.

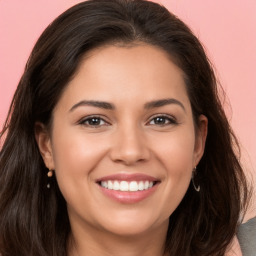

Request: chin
left=97, top=210, right=170, bottom=237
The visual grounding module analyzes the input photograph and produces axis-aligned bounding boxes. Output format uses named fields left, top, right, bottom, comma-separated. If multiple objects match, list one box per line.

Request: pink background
left=0, top=1, right=256, bottom=215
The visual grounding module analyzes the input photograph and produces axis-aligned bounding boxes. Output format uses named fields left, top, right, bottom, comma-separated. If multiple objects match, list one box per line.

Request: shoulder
left=237, top=216, right=256, bottom=256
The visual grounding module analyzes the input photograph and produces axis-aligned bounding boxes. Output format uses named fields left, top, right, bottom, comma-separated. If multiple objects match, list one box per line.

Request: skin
left=226, top=237, right=242, bottom=256
left=36, top=44, right=208, bottom=256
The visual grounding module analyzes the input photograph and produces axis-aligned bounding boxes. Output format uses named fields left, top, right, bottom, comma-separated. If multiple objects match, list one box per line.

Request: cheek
left=165, top=135, right=195, bottom=188
left=153, top=127, right=196, bottom=173
left=151, top=128, right=195, bottom=211
left=51, top=129, right=108, bottom=180
left=50, top=130, right=109, bottom=212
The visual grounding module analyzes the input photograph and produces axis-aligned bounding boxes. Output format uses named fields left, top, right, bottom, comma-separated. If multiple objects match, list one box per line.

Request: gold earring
left=47, top=169, right=53, bottom=188
left=47, top=170, right=53, bottom=177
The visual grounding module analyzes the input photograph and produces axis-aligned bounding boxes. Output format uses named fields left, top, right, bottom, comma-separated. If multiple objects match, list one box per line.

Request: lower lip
left=98, top=183, right=159, bottom=204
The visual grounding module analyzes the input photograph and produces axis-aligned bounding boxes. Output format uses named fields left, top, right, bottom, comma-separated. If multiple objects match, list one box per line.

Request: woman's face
left=37, top=44, right=207, bottom=237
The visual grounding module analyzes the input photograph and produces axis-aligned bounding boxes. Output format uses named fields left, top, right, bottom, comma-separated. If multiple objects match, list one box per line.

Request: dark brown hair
left=0, top=0, right=249, bottom=255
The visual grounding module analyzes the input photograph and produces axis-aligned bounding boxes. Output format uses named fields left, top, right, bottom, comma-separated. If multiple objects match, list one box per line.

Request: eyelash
left=147, top=114, right=177, bottom=126
left=78, top=114, right=177, bottom=128
left=78, top=115, right=109, bottom=127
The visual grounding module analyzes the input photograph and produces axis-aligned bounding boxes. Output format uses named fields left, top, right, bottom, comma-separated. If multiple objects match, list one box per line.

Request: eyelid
left=146, top=113, right=178, bottom=125
left=76, top=113, right=178, bottom=127
left=77, top=115, right=110, bottom=126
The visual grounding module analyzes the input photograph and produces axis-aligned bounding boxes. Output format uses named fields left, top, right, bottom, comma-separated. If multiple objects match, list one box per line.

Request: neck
left=68, top=219, right=169, bottom=256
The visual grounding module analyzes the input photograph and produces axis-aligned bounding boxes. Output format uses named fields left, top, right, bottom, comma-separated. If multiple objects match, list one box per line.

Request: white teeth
left=113, top=181, right=120, bottom=190
left=129, top=181, right=138, bottom=191
left=100, top=180, right=155, bottom=192
left=120, top=181, right=129, bottom=191
left=145, top=180, right=149, bottom=189
left=138, top=181, right=144, bottom=190
left=101, top=181, right=108, bottom=188
left=108, top=180, right=113, bottom=189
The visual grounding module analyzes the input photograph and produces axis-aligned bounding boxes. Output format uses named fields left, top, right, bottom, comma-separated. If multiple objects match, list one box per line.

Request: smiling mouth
left=98, top=180, right=158, bottom=192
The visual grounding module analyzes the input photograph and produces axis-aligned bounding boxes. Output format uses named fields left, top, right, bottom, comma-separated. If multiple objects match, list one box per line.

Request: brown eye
left=79, top=116, right=108, bottom=127
left=86, top=118, right=102, bottom=126
left=148, top=115, right=177, bottom=126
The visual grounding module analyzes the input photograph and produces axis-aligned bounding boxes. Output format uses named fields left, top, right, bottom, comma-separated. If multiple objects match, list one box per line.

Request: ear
left=34, top=122, right=55, bottom=170
left=193, top=115, right=208, bottom=167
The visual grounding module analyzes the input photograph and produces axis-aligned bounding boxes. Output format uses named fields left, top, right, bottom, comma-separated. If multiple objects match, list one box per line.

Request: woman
left=0, top=0, right=250, bottom=255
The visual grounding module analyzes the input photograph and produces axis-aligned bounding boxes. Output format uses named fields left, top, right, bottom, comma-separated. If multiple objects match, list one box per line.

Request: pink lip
left=96, top=173, right=158, bottom=182
left=96, top=173, right=160, bottom=204
left=98, top=183, right=159, bottom=204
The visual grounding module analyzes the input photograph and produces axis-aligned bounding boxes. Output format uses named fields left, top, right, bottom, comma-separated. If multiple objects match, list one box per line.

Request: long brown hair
left=0, top=0, right=249, bottom=255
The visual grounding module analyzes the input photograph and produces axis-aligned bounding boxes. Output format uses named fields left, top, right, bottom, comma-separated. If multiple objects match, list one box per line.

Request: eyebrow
left=144, top=98, right=186, bottom=112
left=69, top=98, right=185, bottom=112
left=69, top=100, right=115, bottom=112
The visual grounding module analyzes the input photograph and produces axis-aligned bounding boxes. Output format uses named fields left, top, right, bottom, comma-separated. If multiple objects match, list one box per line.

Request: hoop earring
left=47, top=169, right=53, bottom=189
left=192, top=167, right=200, bottom=192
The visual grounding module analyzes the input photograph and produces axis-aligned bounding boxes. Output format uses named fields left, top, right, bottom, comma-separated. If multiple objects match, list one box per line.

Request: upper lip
left=96, top=173, right=159, bottom=182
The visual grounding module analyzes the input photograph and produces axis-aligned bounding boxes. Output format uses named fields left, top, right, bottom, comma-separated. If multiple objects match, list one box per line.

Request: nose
left=109, top=124, right=151, bottom=166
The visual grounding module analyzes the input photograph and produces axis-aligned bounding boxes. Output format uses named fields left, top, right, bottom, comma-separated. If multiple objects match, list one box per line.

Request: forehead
left=56, top=44, right=190, bottom=111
